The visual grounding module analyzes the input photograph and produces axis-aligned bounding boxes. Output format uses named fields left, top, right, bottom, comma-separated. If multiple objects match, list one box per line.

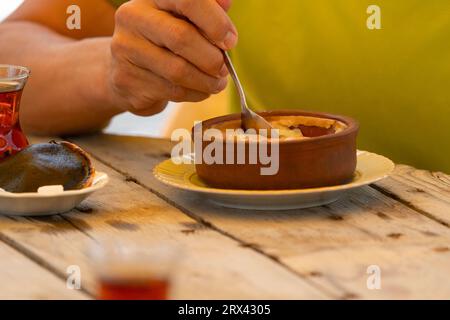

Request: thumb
left=217, top=0, right=232, bottom=11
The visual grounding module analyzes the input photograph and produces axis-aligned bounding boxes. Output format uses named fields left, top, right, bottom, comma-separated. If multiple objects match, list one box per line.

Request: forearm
left=0, top=21, right=119, bottom=136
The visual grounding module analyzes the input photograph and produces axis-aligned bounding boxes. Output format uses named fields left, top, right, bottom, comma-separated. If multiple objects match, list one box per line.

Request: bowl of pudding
left=192, top=110, right=359, bottom=190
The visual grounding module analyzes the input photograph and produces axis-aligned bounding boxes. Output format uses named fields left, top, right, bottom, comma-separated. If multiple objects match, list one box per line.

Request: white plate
left=0, top=172, right=109, bottom=216
left=153, top=151, right=394, bottom=210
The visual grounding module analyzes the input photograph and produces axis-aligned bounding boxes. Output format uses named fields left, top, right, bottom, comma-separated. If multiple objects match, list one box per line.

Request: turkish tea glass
left=90, top=241, right=179, bottom=300
left=0, top=65, right=29, bottom=159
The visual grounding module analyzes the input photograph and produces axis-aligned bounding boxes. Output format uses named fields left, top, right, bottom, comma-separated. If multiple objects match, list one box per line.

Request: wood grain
left=70, top=134, right=450, bottom=299
left=374, top=165, right=450, bottom=226
left=0, top=138, right=326, bottom=299
left=0, top=238, right=88, bottom=299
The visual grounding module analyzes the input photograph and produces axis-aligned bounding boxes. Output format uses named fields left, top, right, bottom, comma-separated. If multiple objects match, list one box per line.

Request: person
left=0, top=0, right=235, bottom=135
left=0, top=0, right=448, bottom=172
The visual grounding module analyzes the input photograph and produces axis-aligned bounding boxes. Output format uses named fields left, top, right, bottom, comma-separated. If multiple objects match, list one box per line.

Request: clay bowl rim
left=194, top=109, right=359, bottom=145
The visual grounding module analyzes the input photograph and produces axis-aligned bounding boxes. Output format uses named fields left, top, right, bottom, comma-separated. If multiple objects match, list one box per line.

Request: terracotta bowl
left=193, top=110, right=359, bottom=190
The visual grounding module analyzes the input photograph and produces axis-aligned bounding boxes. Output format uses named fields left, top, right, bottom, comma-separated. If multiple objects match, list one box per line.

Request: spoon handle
left=223, top=51, right=248, bottom=112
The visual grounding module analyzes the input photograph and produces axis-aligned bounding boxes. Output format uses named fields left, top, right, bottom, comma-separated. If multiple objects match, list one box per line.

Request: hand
left=109, top=0, right=237, bottom=116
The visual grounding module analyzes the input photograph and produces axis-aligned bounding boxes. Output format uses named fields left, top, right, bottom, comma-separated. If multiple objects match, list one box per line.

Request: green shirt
left=111, top=0, right=450, bottom=172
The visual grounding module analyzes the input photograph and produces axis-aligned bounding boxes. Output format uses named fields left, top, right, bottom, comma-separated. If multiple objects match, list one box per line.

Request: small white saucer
left=153, top=151, right=394, bottom=210
left=0, top=172, right=109, bottom=216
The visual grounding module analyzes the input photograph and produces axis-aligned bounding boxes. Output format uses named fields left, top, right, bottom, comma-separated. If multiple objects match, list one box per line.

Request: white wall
left=105, top=105, right=175, bottom=138
left=0, top=0, right=172, bottom=137
left=0, top=0, right=24, bottom=21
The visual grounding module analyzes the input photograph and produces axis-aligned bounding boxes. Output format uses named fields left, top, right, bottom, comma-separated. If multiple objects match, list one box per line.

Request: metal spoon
left=223, top=51, right=273, bottom=133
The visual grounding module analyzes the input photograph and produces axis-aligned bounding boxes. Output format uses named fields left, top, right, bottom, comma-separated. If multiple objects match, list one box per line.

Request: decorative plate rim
left=153, top=151, right=395, bottom=196
left=0, top=171, right=109, bottom=199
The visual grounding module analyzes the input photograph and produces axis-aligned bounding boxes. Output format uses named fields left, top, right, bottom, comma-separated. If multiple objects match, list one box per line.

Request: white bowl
left=0, top=172, right=109, bottom=216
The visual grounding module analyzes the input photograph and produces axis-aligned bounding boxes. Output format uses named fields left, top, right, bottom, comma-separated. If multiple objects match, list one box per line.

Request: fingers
left=116, top=35, right=228, bottom=94
left=134, top=9, right=227, bottom=78
left=110, top=57, right=210, bottom=115
left=130, top=101, right=168, bottom=117
left=110, top=0, right=233, bottom=116
left=217, top=0, right=232, bottom=11
left=153, top=0, right=238, bottom=50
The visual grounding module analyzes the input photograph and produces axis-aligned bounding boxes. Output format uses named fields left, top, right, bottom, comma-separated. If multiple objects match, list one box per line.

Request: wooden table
left=0, top=134, right=449, bottom=300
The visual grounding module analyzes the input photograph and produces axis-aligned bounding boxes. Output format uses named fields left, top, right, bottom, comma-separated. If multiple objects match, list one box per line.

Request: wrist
left=89, top=37, right=124, bottom=116
left=67, top=37, right=123, bottom=117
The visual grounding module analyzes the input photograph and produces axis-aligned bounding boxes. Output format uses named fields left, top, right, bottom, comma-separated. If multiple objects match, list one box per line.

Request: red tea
left=90, top=242, right=177, bottom=301
left=98, top=277, right=169, bottom=300
left=0, top=82, right=28, bottom=159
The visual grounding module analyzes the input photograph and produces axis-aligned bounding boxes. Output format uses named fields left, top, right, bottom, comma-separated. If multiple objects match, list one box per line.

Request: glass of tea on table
left=90, top=241, right=178, bottom=300
left=0, top=65, right=29, bottom=160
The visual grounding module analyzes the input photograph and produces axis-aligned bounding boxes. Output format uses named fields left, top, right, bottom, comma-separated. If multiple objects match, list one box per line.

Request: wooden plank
left=71, top=134, right=450, bottom=299
left=0, top=239, right=88, bottom=299
left=374, top=164, right=450, bottom=226
left=0, top=139, right=326, bottom=299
